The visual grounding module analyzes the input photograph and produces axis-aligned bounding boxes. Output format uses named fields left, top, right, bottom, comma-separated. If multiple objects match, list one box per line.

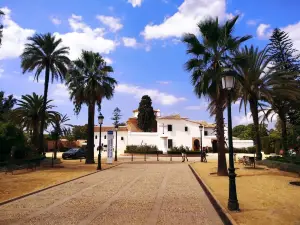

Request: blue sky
left=0, top=0, right=299, bottom=127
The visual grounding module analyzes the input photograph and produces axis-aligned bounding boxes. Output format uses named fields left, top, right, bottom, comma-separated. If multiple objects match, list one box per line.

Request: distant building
left=94, top=109, right=253, bottom=155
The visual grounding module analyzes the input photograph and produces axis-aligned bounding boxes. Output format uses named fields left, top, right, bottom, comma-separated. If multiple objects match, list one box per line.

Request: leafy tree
left=232, top=125, right=247, bottom=138
left=13, top=93, right=59, bottom=149
left=72, top=124, right=88, bottom=140
left=0, top=122, right=26, bottom=161
left=66, top=50, right=116, bottom=164
left=0, top=91, right=16, bottom=122
left=111, top=107, right=122, bottom=126
left=21, top=33, right=70, bottom=153
left=137, top=95, right=156, bottom=132
left=265, top=29, right=300, bottom=153
left=182, top=16, right=251, bottom=175
left=49, top=114, right=72, bottom=159
left=232, top=124, right=268, bottom=142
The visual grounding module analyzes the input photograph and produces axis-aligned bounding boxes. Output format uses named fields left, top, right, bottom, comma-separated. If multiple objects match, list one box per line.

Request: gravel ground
left=0, top=163, right=223, bottom=225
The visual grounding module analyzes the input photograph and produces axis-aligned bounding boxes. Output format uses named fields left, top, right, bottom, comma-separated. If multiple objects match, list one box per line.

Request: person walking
left=182, top=148, right=188, bottom=162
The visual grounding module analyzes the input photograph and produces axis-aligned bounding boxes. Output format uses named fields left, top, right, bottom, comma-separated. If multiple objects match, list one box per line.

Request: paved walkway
left=0, top=163, right=223, bottom=225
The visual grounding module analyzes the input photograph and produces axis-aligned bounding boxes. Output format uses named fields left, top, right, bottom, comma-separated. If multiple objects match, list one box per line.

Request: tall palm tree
left=182, top=16, right=251, bottom=176
left=233, top=45, right=300, bottom=159
left=66, top=50, right=117, bottom=164
left=0, top=91, right=16, bottom=122
left=49, top=114, right=72, bottom=159
left=21, top=33, right=70, bottom=153
left=13, top=92, right=59, bottom=150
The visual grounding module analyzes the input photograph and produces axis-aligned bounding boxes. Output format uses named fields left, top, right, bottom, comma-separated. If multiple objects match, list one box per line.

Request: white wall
left=232, top=140, right=254, bottom=148
left=94, top=131, right=128, bottom=155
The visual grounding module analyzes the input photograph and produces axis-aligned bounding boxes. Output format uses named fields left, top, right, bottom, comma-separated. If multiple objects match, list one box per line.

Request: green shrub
left=247, top=146, right=256, bottom=154
left=125, top=145, right=162, bottom=154
left=170, top=145, right=191, bottom=152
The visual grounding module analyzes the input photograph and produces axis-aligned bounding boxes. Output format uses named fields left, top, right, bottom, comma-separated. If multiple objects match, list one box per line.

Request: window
left=95, top=135, right=98, bottom=139
left=204, top=131, right=208, bottom=136
left=168, top=139, right=173, bottom=149
left=168, top=125, right=172, bottom=131
left=185, top=126, right=188, bottom=132
left=104, top=135, right=107, bottom=139
left=121, top=137, right=124, bottom=141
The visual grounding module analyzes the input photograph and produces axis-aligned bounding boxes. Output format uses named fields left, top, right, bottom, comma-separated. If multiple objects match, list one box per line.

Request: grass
left=191, top=160, right=300, bottom=225
left=0, top=158, right=121, bottom=203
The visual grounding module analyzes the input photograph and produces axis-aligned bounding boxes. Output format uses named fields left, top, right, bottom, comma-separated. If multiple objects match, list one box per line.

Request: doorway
left=193, top=139, right=200, bottom=151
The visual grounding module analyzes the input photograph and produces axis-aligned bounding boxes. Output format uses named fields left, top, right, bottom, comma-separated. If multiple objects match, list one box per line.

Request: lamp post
left=114, top=125, right=118, bottom=161
left=222, top=68, right=239, bottom=211
left=199, top=125, right=203, bottom=162
left=97, top=113, right=104, bottom=170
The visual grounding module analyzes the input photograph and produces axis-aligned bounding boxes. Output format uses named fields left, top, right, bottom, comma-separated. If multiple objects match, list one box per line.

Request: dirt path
left=0, top=163, right=223, bottom=225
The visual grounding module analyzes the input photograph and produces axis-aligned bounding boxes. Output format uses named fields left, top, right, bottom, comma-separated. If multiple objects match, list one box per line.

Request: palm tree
left=66, top=50, right=117, bottom=164
left=0, top=91, right=16, bottom=122
left=233, top=45, right=300, bottom=159
left=49, top=114, right=72, bottom=159
left=13, top=92, right=59, bottom=150
left=21, top=33, right=70, bottom=153
left=182, top=16, right=251, bottom=176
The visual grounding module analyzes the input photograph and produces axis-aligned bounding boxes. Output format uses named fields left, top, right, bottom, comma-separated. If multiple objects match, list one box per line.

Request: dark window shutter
left=95, top=135, right=98, bottom=139
left=121, top=137, right=124, bottom=140
left=104, top=135, right=106, bottom=139
left=185, top=126, right=188, bottom=132
left=168, top=139, right=173, bottom=148
left=168, top=125, right=172, bottom=131
left=204, top=131, right=208, bottom=136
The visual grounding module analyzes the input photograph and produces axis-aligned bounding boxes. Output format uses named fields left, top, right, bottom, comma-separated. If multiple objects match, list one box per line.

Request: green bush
left=167, top=150, right=201, bottom=155
left=125, top=145, right=162, bottom=154
left=170, top=145, right=191, bottom=152
left=246, top=146, right=256, bottom=154
left=267, top=156, right=300, bottom=165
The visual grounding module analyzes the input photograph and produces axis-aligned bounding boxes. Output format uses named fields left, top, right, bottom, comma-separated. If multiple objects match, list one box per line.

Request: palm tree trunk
left=54, top=139, right=58, bottom=160
left=280, top=116, right=288, bottom=155
left=249, top=99, right=262, bottom=160
left=86, top=102, right=95, bottom=164
left=32, top=121, right=39, bottom=149
left=215, top=97, right=228, bottom=176
left=38, top=65, right=50, bottom=155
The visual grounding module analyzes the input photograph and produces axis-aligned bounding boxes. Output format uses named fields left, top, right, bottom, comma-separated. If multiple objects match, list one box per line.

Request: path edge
left=188, top=164, right=238, bottom=225
left=0, top=163, right=121, bottom=206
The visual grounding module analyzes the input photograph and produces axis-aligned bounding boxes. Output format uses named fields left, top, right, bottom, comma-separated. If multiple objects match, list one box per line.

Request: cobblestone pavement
left=0, top=163, right=223, bottom=225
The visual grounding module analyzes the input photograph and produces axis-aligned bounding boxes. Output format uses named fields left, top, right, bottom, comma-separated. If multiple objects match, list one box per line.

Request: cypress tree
left=137, top=95, right=155, bottom=132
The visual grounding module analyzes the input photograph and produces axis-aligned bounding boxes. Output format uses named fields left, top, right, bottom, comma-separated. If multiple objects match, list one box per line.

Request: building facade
left=94, top=109, right=254, bottom=155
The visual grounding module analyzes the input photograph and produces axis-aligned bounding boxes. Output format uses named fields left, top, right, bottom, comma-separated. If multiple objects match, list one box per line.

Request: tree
left=0, top=91, right=16, bottom=122
left=21, top=33, right=70, bottom=153
left=72, top=124, right=88, bottom=140
left=137, top=95, right=156, bottom=132
left=232, top=124, right=268, bottom=142
left=13, top=93, right=59, bottom=149
left=111, top=107, right=122, bottom=126
left=266, top=29, right=300, bottom=153
left=50, top=114, right=72, bottom=159
left=182, top=16, right=251, bottom=175
left=118, top=122, right=126, bottom=126
left=66, top=50, right=116, bottom=164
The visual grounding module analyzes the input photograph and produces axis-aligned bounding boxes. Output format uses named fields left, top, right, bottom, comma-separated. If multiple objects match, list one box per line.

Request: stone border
left=188, top=164, right=238, bottom=225
left=0, top=163, right=121, bottom=206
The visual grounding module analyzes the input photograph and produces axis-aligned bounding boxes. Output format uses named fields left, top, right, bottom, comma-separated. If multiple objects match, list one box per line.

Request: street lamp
left=222, top=68, right=239, bottom=211
left=199, top=125, right=203, bottom=162
left=114, top=125, right=119, bottom=161
left=97, top=113, right=104, bottom=170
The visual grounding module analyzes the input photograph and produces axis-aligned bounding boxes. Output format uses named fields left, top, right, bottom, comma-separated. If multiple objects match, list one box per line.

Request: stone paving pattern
left=0, top=163, right=223, bottom=225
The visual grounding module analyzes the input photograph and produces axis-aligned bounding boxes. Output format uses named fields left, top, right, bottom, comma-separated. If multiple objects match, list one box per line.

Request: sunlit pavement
left=0, top=163, right=223, bottom=225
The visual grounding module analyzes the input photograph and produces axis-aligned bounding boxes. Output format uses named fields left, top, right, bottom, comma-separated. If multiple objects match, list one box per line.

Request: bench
left=3, top=157, right=45, bottom=174
left=242, top=156, right=256, bottom=168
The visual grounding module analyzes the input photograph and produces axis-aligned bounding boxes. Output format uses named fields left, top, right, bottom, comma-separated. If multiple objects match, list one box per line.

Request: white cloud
left=116, top=83, right=186, bottom=105
left=53, top=83, right=69, bottom=98
left=247, top=19, right=257, bottom=26
left=28, top=75, right=44, bottom=83
left=233, top=110, right=276, bottom=128
left=185, top=105, right=204, bottom=110
left=50, top=16, right=62, bottom=25
left=156, top=81, right=171, bottom=85
left=49, top=83, right=70, bottom=105
left=256, top=23, right=272, bottom=39
left=282, top=21, right=300, bottom=52
left=103, top=57, right=113, bottom=65
left=141, top=0, right=226, bottom=40
left=54, top=14, right=117, bottom=60
left=0, top=68, right=4, bottom=78
left=0, top=7, right=35, bottom=60
left=96, top=15, right=123, bottom=32
left=128, top=0, right=143, bottom=7
left=122, top=37, right=137, bottom=47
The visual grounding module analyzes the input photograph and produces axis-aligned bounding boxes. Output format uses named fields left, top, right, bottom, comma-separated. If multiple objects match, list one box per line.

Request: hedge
left=125, top=145, right=162, bottom=154
left=167, top=151, right=201, bottom=155
left=206, top=146, right=256, bottom=154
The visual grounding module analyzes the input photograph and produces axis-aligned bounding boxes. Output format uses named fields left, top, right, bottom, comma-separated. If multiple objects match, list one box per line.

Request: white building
left=94, top=109, right=254, bottom=155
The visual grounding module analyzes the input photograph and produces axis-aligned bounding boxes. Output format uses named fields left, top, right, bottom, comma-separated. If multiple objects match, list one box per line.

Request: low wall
left=232, top=140, right=254, bottom=148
